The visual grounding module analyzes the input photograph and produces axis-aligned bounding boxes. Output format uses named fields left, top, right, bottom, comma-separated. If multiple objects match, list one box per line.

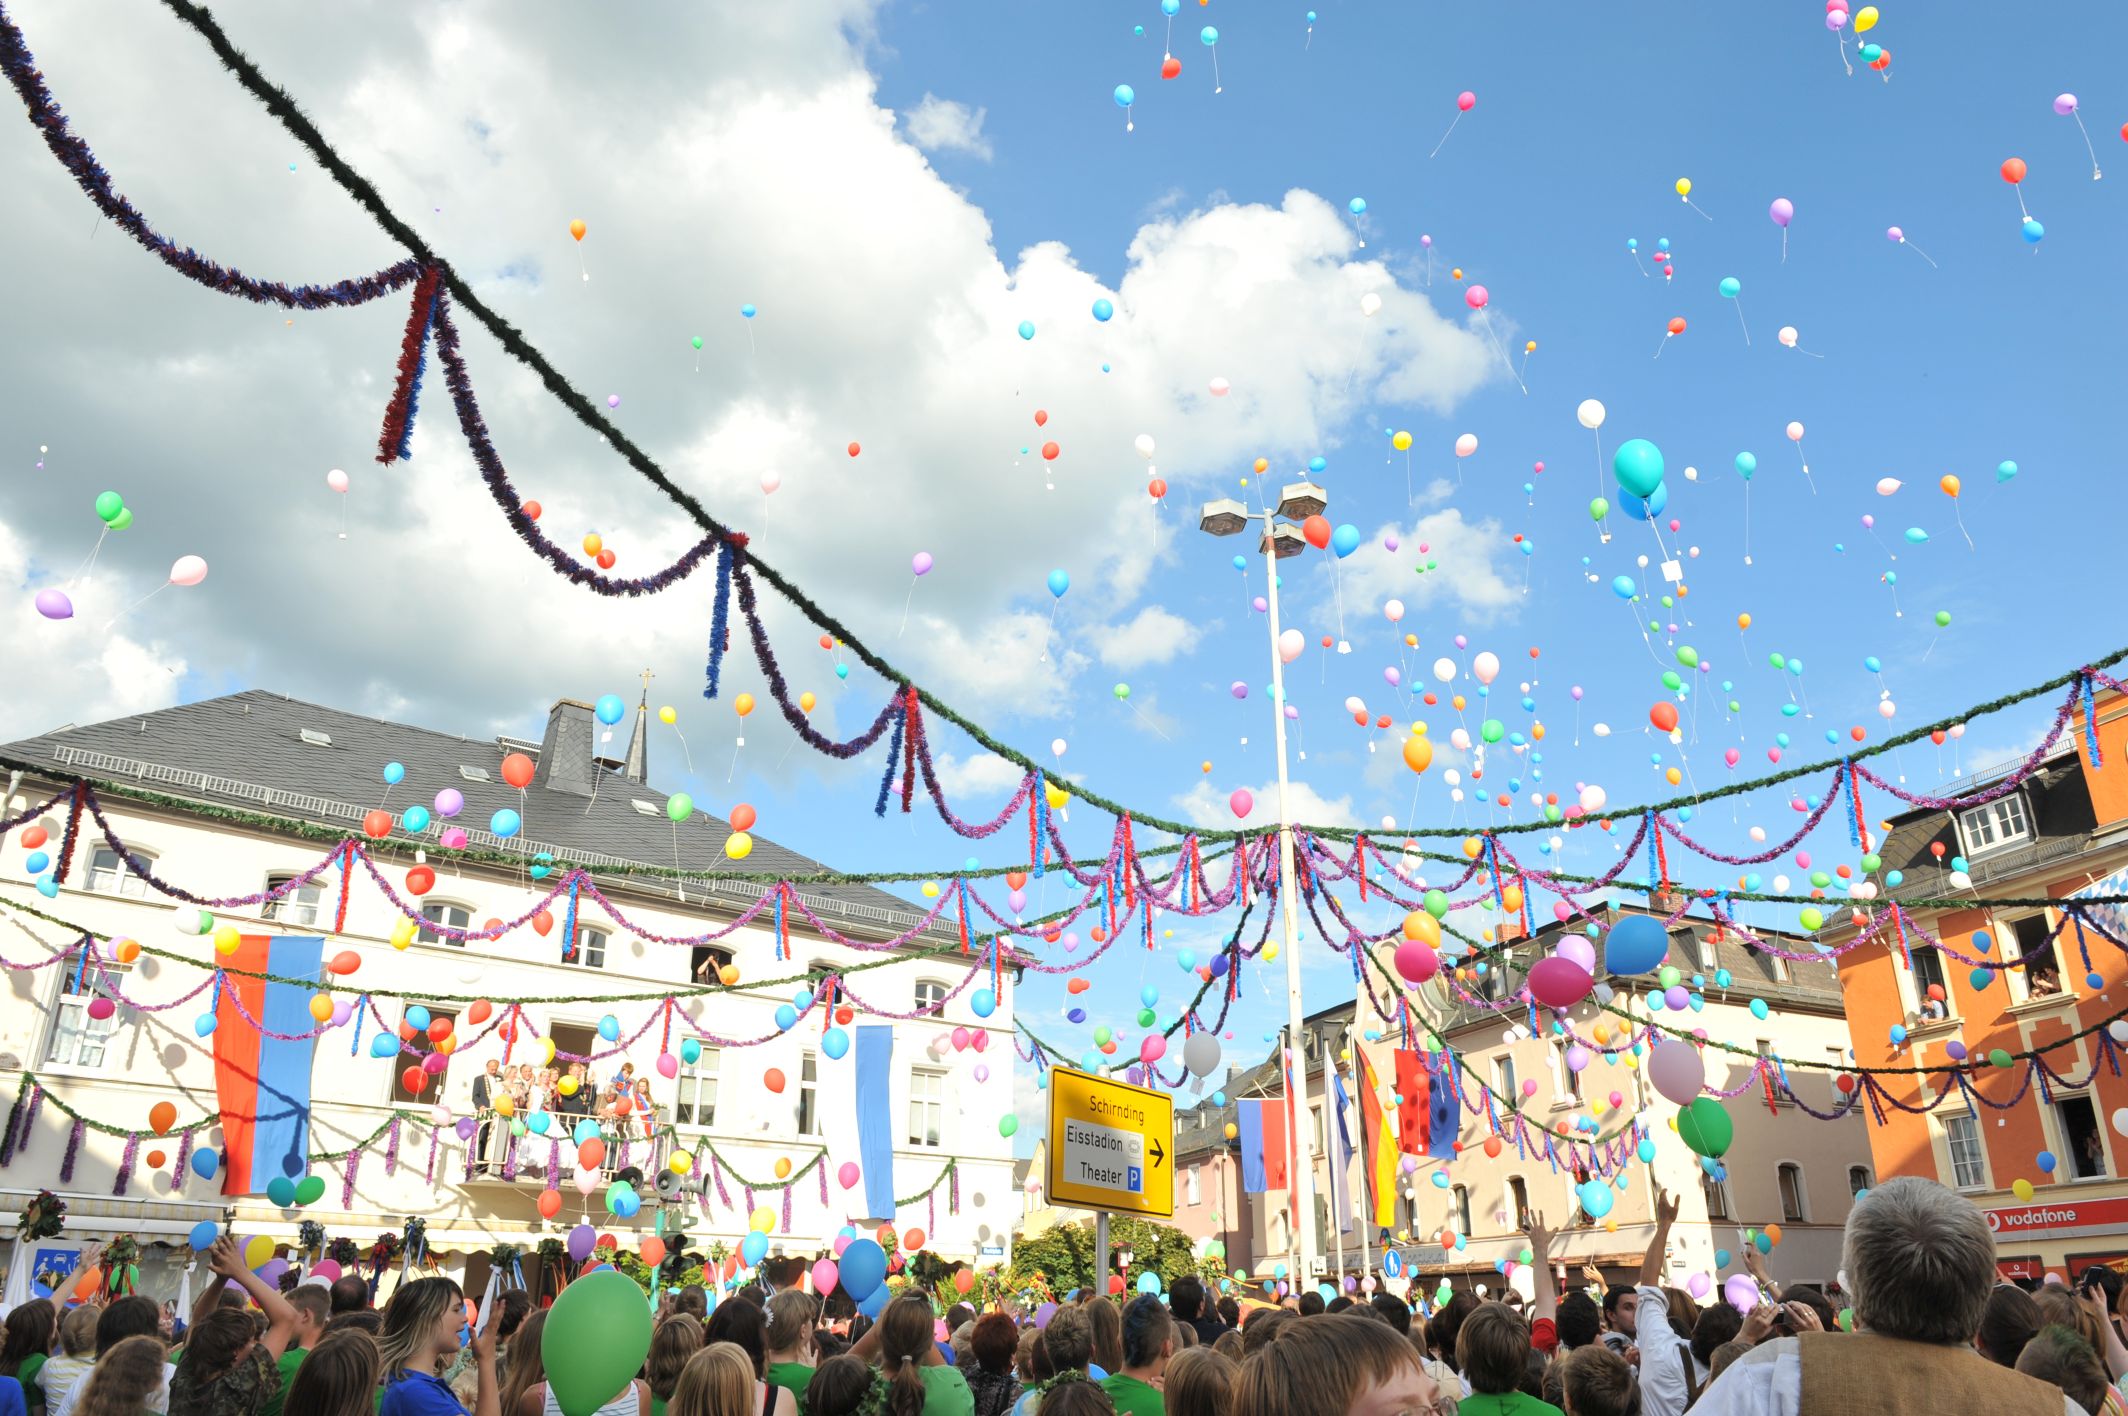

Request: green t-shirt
left=1458, top=1394, right=1563, bottom=1416
left=18, top=1352, right=46, bottom=1403
left=767, top=1362, right=814, bottom=1414
left=259, top=1347, right=306, bottom=1416
left=1099, top=1373, right=1165, bottom=1416
left=918, top=1365, right=974, bottom=1416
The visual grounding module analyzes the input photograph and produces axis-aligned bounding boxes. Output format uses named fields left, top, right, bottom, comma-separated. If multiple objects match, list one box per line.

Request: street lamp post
left=1200, top=481, right=1325, bottom=1296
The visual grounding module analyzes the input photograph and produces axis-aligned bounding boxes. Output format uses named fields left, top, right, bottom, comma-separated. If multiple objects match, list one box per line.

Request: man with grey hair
left=1693, top=1176, right=2073, bottom=1414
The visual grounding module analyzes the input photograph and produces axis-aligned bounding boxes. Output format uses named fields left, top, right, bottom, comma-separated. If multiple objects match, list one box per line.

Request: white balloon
left=1473, top=652, right=1501, bottom=685
left=1343, top=697, right=1367, bottom=716
left=1051, top=738, right=1067, bottom=757
left=169, top=555, right=209, bottom=587
left=1455, top=433, right=1478, bottom=458
left=1777, top=326, right=1798, bottom=347
left=1432, top=657, right=1459, bottom=683
left=1786, top=421, right=1806, bottom=441
left=1450, top=728, right=1472, bottom=752
left=760, top=470, right=782, bottom=494
left=1878, top=700, right=1897, bottom=719
left=1277, top=628, right=1305, bottom=663
left=1384, top=599, right=1405, bottom=623
left=1578, top=785, right=1607, bottom=812
left=1359, top=292, right=1383, bottom=317
left=1577, top=399, right=1607, bottom=431
left=1442, top=769, right=1461, bottom=787
left=1134, top=434, right=1156, bottom=459
left=325, top=468, right=350, bottom=494
left=1592, top=723, right=1612, bottom=737
left=1209, top=377, right=1231, bottom=397
left=1772, top=875, right=1791, bottom=893
left=2114, top=1107, right=2128, bottom=1139
left=1875, top=478, right=1903, bottom=496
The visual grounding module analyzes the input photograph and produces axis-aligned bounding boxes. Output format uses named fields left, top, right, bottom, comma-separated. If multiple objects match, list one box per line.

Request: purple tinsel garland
left=425, top=1125, right=439, bottom=1186
left=342, top=1149, right=360, bottom=1206
left=59, top=1117, right=82, bottom=1182
left=385, top=1116, right=402, bottom=1176
left=171, top=1128, right=192, bottom=1192
left=112, top=1132, right=139, bottom=1196
left=0, top=6, right=425, bottom=310
left=21, top=1084, right=43, bottom=1155
left=545, top=1139, right=561, bottom=1190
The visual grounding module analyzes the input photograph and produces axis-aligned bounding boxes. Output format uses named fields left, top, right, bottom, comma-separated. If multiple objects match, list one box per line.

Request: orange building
left=1827, top=688, right=2128, bottom=1280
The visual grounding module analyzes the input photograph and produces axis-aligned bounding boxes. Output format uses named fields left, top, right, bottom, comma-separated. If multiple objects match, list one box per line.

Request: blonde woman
left=666, top=1345, right=761, bottom=1416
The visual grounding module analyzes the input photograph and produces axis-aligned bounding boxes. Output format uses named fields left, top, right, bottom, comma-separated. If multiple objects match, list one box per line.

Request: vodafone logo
left=1983, top=1195, right=2128, bottom=1237
left=1987, top=1206, right=2080, bottom=1232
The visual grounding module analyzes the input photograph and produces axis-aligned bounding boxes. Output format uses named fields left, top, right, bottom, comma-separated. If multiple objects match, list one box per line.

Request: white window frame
left=1703, top=1170, right=1731, bottom=1220
left=908, top=1067, right=946, bottom=1148
left=1944, top=1110, right=1988, bottom=1190
left=1493, top=1054, right=1518, bottom=1103
left=2052, top=1092, right=2108, bottom=1181
left=1185, top=1168, right=1202, bottom=1207
left=797, top=1051, right=821, bottom=1137
left=1848, top=1165, right=1873, bottom=1196
left=1956, top=794, right=2031, bottom=859
left=1777, top=1162, right=1808, bottom=1222
left=418, top=901, right=473, bottom=947
left=913, top=979, right=948, bottom=1014
left=569, top=926, right=608, bottom=970
left=85, top=845, right=154, bottom=898
left=45, top=960, right=134, bottom=1071
left=263, top=871, right=326, bottom=927
left=386, top=1008, right=457, bottom=1104
left=1451, top=1184, right=1473, bottom=1236
left=673, top=1052, right=721, bottom=1129
left=2001, top=912, right=2064, bottom=1003
left=1550, top=1041, right=1583, bottom=1103
left=1907, top=945, right=1950, bottom=1016
left=1505, top=1175, right=1530, bottom=1230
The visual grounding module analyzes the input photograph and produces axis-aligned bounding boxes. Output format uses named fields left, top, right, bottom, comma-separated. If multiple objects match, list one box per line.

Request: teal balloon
left=1903, top=527, right=1929, bottom=544
left=529, top=1112, right=551, bottom=1134
left=401, top=805, right=430, bottom=833
left=542, top=1269, right=654, bottom=1416
left=823, top=1026, right=850, bottom=1059
left=490, top=809, right=521, bottom=838
left=1734, top=452, right=1757, bottom=480
left=594, top=694, right=626, bottom=726
left=265, top=1175, right=298, bottom=1207
left=1577, top=1181, right=1614, bottom=1219
left=1046, top=569, right=1070, bottom=598
left=1611, top=575, right=1637, bottom=600
left=1017, top=321, right=1037, bottom=340
left=1997, top=460, right=2019, bottom=483
left=1137, top=1270, right=1163, bottom=1294
left=1092, top=298, right=1115, bottom=320
left=1200, top=24, right=1219, bottom=43
left=1719, top=277, right=1741, bottom=298
left=681, top=1037, right=703, bottom=1064
left=597, top=1014, right=620, bottom=1041
left=382, top=761, right=405, bottom=785
left=1612, top=438, right=1665, bottom=498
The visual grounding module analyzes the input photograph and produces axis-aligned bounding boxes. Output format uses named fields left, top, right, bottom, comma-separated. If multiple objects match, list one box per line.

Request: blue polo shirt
left=379, top=1370, right=469, bottom=1416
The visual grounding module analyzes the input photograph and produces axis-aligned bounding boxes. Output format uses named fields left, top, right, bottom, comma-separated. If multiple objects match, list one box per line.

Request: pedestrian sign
left=1045, top=1067, right=1174, bottom=1218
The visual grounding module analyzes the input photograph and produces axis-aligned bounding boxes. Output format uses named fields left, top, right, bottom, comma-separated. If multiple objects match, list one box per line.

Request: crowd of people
left=2, top=1177, right=2123, bottom=1416
left=472, top=1058, right=660, bottom=1173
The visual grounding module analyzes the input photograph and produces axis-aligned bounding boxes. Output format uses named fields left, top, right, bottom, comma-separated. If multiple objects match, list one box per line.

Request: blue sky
left=4, top=0, right=2125, bottom=1153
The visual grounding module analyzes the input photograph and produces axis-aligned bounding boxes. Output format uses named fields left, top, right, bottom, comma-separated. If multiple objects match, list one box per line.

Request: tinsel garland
left=0, top=1075, right=27, bottom=1167
left=377, top=267, right=443, bottom=464
left=52, top=783, right=84, bottom=885
left=426, top=1124, right=439, bottom=1186
left=112, top=1132, right=138, bottom=1196
left=342, top=1150, right=361, bottom=1206
left=171, top=1127, right=192, bottom=1190
left=704, top=539, right=736, bottom=699
left=60, top=1117, right=82, bottom=1182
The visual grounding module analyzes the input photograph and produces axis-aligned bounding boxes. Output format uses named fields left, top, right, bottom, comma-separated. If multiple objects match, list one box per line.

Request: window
left=1848, top=1165, right=1872, bottom=1196
left=1703, top=1171, right=1730, bottom=1220
left=1451, top=1184, right=1473, bottom=1236
left=674, top=1051, right=721, bottom=1128
left=1778, top=1163, right=1808, bottom=1222
left=263, top=872, right=324, bottom=927
left=1309, top=1103, right=1325, bottom=1163
left=1506, top=1176, right=1531, bottom=1230
left=908, top=1069, right=945, bottom=1148
left=1958, top=795, right=2032, bottom=858
left=1945, top=1113, right=1988, bottom=1189
left=46, top=963, right=130, bottom=1069
left=2007, top=915, right=2062, bottom=997
left=1493, top=1055, right=1517, bottom=1103
left=387, top=1011, right=456, bottom=1103
left=85, top=846, right=154, bottom=898
left=1696, top=934, right=1717, bottom=971
left=1755, top=1041, right=1787, bottom=1110
left=1911, top=946, right=1949, bottom=1016
left=1550, top=1042, right=1583, bottom=1102
left=797, top=1051, right=821, bottom=1137
left=692, top=945, right=733, bottom=984
left=2058, top=1095, right=2106, bottom=1179
left=913, top=980, right=947, bottom=1014
left=567, top=927, right=607, bottom=970
left=1185, top=1168, right=1201, bottom=1206
left=418, top=902, right=471, bottom=947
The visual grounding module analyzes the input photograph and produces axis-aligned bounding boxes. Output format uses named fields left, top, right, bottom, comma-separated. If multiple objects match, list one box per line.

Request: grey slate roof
left=0, top=689, right=949, bottom=943
left=1873, top=749, right=2098, bottom=903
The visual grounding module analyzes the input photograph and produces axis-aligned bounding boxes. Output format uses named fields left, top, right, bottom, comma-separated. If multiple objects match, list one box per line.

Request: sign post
left=1045, top=1067, right=1175, bottom=1294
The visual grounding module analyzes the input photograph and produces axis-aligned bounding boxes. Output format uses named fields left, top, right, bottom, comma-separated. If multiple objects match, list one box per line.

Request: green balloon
left=1423, top=889, right=1450, bottom=919
left=1113, top=683, right=1130, bottom=700
left=1093, top=1025, right=1112, bottom=1045
left=1677, top=1097, right=1733, bottom=1158
left=293, top=1174, right=326, bottom=1206
left=108, top=507, right=134, bottom=531
left=1988, top=1048, right=2014, bottom=1069
left=1660, top=671, right=1682, bottom=691
left=1860, top=854, right=1882, bottom=874
left=998, top=1115, right=1018, bottom=1137
left=1588, top=498, right=1610, bottom=521
left=1768, top=653, right=1787, bottom=670
left=1933, top=611, right=1952, bottom=628
left=1611, top=438, right=1665, bottom=498
left=543, top=1269, right=653, bottom=1416
left=1135, top=1008, right=1156, bottom=1027
left=1480, top=719, right=1505, bottom=744
left=94, top=491, right=124, bottom=522
left=666, top=792, right=694, bottom=824
left=1675, top=646, right=1699, bottom=668
left=1798, top=907, right=1825, bottom=932
left=690, top=336, right=704, bottom=350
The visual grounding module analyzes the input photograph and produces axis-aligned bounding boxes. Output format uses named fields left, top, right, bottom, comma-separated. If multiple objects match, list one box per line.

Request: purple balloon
left=911, top=552, right=933, bottom=576
left=1034, top=1302, right=1059, bottom=1329
left=1724, top=1273, right=1762, bottom=1311
left=454, top=1116, right=477, bottom=1139
left=2055, top=93, right=2079, bottom=116
left=1229, top=682, right=1249, bottom=699
left=567, top=1223, right=597, bottom=1262
left=1383, top=534, right=1399, bottom=552
left=33, top=589, right=72, bottom=621
left=433, top=789, right=465, bottom=818
left=1768, top=198, right=1794, bottom=228
left=1886, top=226, right=1904, bottom=243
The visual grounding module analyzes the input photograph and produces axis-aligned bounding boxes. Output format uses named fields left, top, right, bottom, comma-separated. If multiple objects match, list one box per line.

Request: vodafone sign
left=1983, top=1195, right=2128, bottom=1241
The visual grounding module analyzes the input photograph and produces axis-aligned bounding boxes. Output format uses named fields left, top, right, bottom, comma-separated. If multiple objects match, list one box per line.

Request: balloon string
left=66, top=525, right=109, bottom=589
left=1743, top=483, right=1753, bottom=567
left=2073, top=112, right=2103, bottom=180
left=1905, top=240, right=1938, bottom=269
left=1684, top=197, right=1714, bottom=222
left=1478, top=311, right=1526, bottom=394
left=1427, top=112, right=1460, bottom=160
left=898, top=578, right=917, bottom=637
left=100, top=578, right=166, bottom=631
left=1211, top=47, right=1221, bottom=94
left=1732, top=298, right=1751, bottom=347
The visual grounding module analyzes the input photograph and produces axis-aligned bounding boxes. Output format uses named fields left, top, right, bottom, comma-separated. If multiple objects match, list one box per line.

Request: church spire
left=622, top=668, right=651, bottom=784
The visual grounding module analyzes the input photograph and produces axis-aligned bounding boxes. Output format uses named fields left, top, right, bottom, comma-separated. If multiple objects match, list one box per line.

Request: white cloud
left=1095, top=605, right=1197, bottom=670
left=1172, top=776, right=1358, bottom=831
left=1, top=515, right=189, bottom=734
left=929, top=751, right=1026, bottom=798
left=903, top=94, right=993, bottom=160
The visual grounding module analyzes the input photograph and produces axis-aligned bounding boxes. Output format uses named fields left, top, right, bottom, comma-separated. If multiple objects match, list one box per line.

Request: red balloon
left=1033, top=410, right=1048, bottom=427
left=595, top=549, right=617, bottom=570
left=847, top=442, right=861, bottom=457
left=537, top=1190, right=563, bottom=1219
left=406, top=865, right=436, bottom=896
left=362, top=809, right=393, bottom=839
left=426, top=1017, right=453, bottom=1043
left=1301, top=515, right=1332, bottom=549
left=501, top=753, right=535, bottom=789
left=729, top=803, right=758, bottom=832
left=579, top=1138, right=606, bottom=1169
left=522, top=500, right=542, bottom=521
left=400, top=1066, right=427, bottom=1094
left=1161, top=55, right=1182, bottom=79
left=1041, top=441, right=1060, bottom=461
left=765, top=1068, right=786, bottom=1094
left=467, top=999, right=493, bottom=1025
left=2001, top=157, right=2027, bottom=184
left=1666, top=317, right=1686, bottom=335
left=329, top=950, right=361, bottom=976
left=1147, top=478, right=1167, bottom=499
left=532, top=911, right=555, bottom=937
left=19, top=825, right=47, bottom=849
left=1649, top=702, right=1680, bottom=733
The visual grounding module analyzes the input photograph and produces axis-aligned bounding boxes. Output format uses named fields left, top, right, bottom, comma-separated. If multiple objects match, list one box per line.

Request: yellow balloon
left=436, top=1035, right=456, bottom=1056
left=244, top=1236, right=275, bottom=1270
left=389, top=917, right=416, bottom=950
left=921, top=881, right=940, bottom=898
left=1392, top=430, right=1413, bottom=452
left=725, top=831, right=754, bottom=860
left=798, top=692, right=817, bottom=713
left=1524, top=341, right=1537, bottom=353
left=539, top=1037, right=556, bottom=1064
left=1224, top=1122, right=1238, bottom=1140
left=1264, top=942, right=1280, bottom=961
left=1854, top=4, right=1877, bottom=30
left=1044, top=782, right=1070, bottom=810
left=2012, top=1178, right=2035, bottom=1201
left=1462, top=836, right=1484, bottom=860
left=669, top=1151, right=694, bottom=1175
left=1401, top=735, right=1433, bottom=774
left=557, top=1075, right=579, bottom=1097
left=1675, top=177, right=1693, bottom=198
left=213, top=924, right=241, bottom=956
left=774, top=1157, right=792, bottom=1179
left=1401, top=911, right=1441, bottom=947
left=307, top=993, right=333, bottom=1022
left=658, top=705, right=677, bottom=725
left=1501, top=884, right=1524, bottom=914
left=495, top=1094, right=513, bottom=1116
left=750, top=1206, right=776, bottom=1233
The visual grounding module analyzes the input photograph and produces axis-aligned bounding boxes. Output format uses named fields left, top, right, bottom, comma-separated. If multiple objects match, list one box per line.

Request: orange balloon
left=1939, top=474, right=1961, bottom=498
left=730, top=803, right=758, bottom=832
left=501, top=753, right=536, bottom=789
left=1402, top=911, right=1441, bottom=947
left=113, top=937, right=141, bottom=964
left=569, top=219, right=586, bottom=241
left=2001, top=157, right=2027, bottom=184
left=903, top=1228, right=925, bottom=1252
left=1040, top=441, right=1060, bottom=461
left=847, top=442, right=861, bottom=458
left=73, top=1266, right=102, bottom=1299
left=149, top=1101, right=177, bottom=1136
left=1401, top=735, right=1433, bottom=774
left=1147, top=479, right=1167, bottom=500
left=641, top=1237, right=666, bottom=1267
left=1666, top=317, right=1686, bottom=335
left=523, top=500, right=542, bottom=521
left=145, top=1149, right=166, bottom=1169
left=1737, top=613, right=1752, bottom=630
left=579, top=1138, right=606, bottom=1169
left=538, top=1190, right=563, bottom=1219
left=734, top=693, right=755, bottom=718
left=765, top=1068, right=786, bottom=1094
left=1033, top=410, right=1048, bottom=427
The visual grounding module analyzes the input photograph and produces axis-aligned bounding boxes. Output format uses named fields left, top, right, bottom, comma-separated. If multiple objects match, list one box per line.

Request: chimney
left=535, top=699, right=598, bottom=797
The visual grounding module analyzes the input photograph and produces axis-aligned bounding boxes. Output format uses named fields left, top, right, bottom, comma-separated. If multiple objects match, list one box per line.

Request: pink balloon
left=1647, top=1040, right=1705, bottom=1106
left=656, top=1053, right=679, bottom=1079
left=1139, top=1035, right=1166, bottom=1064
left=1393, top=941, right=1439, bottom=983
left=911, top=552, right=933, bottom=576
left=811, top=1258, right=840, bottom=1295
left=169, top=555, right=209, bottom=587
left=574, top=1168, right=600, bottom=1196
left=1456, top=90, right=1476, bottom=111
left=439, top=827, right=469, bottom=849
left=1463, top=285, right=1489, bottom=310
left=325, top=468, right=351, bottom=494
left=1768, top=197, right=1794, bottom=227
left=1555, top=936, right=1597, bottom=972
left=1228, top=788, right=1254, bottom=818
left=1886, top=226, right=1905, bottom=242
left=1527, top=956, right=1594, bottom=1010
left=972, top=1029, right=988, bottom=1053
left=312, top=1259, right=343, bottom=1281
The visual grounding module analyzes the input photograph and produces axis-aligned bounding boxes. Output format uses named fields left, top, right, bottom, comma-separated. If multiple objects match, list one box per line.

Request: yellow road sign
left=1044, top=1067, right=1174, bottom=1218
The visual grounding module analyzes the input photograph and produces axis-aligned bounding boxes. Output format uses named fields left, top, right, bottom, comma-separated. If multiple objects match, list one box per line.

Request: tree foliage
left=1003, top=1218, right=1207, bottom=1297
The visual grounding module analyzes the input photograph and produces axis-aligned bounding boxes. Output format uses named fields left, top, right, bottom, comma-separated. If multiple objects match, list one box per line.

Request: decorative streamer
left=376, top=267, right=443, bottom=464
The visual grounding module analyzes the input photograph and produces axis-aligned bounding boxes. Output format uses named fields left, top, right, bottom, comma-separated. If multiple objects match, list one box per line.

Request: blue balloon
left=1329, top=523, right=1361, bottom=558
left=1716, top=1249, right=1732, bottom=1269
left=1610, top=575, right=1637, bottom=600
left=595, top=694, right=626, bottom=725
left=383, top=761, right=405, bottom=785
left=597, top=1014, right=620, bottom=1041
left=23, top=851, right=48, bottom=875
left=1161, top=0, right=1179, bottom=12
left=1092, top=298, right=1115, bottom=321
left=369, top=1033, right=400, bottom=1058
left=1017, top=320, right=1036, bottom=341
left=2022, top=218, right=2045, bottom=243
left=840, top=1238, right=888, bottom=1301
left=971, top=989, right=996, bottom=1018
left=1046, top=569, right=1070, bottom=598
left=740, top=1230, right=768, bottom=1265
left=740, top=304, right=758, bottom=319
left=406, top=1005, right=432, bottom=1031
left=1137, top=1270, right=1163, bottom=1294
left=1114, top=84, right=1136, bottom=109
left=1348, top=197, right=1367, bottom=216
left=857, top=1285, right=890, bottom=1319
left=401, top=805, right=431, bottom=834
left=2038, top=1150, right=2058, bottom=1173
left=1200, top=25, right=1219, bottom=44
left=1997, top=460, right=2019, bottom=483
left=191, top=1147, right=221, bottom=1180
left=36, top=878, right=56, bottom=897
left=1605, top=914, right=1670, bottom=975
left=823, top=1026, right=851, bottom=1059
left=1308, top=456, right=1327, bottom=473
left=775, top=1004, right=799, bottom=1031
left=188, top=1219, right=220, bottom=1250
left=1619, top=483, right=1668, bottom=521
left=1718, top=277, right=1741, bottom=298
left=1734, top=452, right=1757, bottom=480
left=1657, top=238, right=1670, bottom=251
left=1067, top=1007, right=1087, bottom=1025
left=490, top=809, right=521, bottom=839
left=1612, top=438, right=1665, bottom=498
left=1627, top=238, right=1638, bottom=251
